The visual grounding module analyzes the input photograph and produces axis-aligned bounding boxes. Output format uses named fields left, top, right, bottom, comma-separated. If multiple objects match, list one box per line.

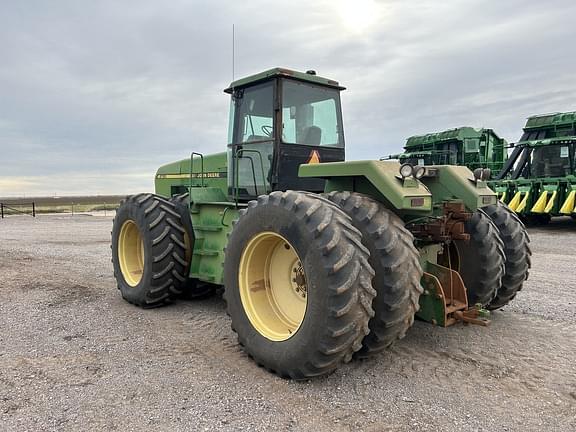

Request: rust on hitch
left=410, top=202, right=472, bottom=242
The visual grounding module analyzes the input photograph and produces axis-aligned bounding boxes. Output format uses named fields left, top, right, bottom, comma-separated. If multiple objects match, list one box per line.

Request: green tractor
left=389, top=127, right=508, bottom=174
left=111, top=68, right=531, bottom=379
left=490, top=111, right=576, bottom=224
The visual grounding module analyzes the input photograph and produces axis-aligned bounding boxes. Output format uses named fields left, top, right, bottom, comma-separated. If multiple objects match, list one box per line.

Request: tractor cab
left=224, top=68, right=346, bottom=201
left=496, top=111, right=576, bottom=180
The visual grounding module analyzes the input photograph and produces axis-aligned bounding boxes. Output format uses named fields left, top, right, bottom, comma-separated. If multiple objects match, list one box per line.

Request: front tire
left=223, top=191, right=375, bottom=379
left=112, top=193, right=188, bottom=308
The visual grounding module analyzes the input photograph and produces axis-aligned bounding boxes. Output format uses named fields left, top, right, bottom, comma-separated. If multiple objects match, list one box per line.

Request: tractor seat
left=303, top=126, right=322, bottom=145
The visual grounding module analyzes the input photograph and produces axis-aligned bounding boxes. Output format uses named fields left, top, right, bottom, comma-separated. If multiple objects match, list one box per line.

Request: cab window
left=281, top=80, right=343, bottom=147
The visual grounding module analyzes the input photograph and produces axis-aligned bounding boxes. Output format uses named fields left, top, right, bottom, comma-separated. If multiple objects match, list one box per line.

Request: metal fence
left=0, top=201, right=119, bottom=218
left=0, top=202, right=36, bottom=218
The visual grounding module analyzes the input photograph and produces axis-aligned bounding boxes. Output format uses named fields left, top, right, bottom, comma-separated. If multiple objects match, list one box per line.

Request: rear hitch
left=454, top=304, right=491, bottom=327
left=418, top=265, right=492, bottom=327
left=410, top=202, right=471, bottom=242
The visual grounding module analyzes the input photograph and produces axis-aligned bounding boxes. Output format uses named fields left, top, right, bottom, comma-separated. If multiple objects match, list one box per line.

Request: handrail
left=190, top=152, right=205, bottom=188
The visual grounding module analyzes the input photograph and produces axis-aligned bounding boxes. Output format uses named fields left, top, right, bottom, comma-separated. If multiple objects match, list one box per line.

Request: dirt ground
left=0, top=214, right=575, bottom=431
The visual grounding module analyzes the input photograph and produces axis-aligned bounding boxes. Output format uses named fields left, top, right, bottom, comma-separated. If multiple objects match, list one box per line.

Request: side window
left=235, top=143, right=273, bottom=196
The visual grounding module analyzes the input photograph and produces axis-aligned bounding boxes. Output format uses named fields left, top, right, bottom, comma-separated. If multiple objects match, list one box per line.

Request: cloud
left=0, top=0, right=574, bottom=195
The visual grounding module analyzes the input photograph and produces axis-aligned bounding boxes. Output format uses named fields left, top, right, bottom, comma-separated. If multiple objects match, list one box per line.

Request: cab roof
left=224, top=67, right=345, bottom=94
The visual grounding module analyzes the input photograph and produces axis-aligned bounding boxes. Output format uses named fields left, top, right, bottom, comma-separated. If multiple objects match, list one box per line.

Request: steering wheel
left=261, top=125, right=273, bottom=137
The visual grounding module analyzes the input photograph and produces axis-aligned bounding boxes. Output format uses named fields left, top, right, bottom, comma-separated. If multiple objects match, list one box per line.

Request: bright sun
left=338, top=0, right=379, bottom=33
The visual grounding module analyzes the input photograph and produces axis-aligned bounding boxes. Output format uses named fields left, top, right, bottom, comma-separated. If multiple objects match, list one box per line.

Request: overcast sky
left=1, top=0, right=574, bottom=197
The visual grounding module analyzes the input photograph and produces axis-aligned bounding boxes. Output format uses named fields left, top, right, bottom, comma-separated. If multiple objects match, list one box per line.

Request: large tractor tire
left=327, top=191, right=423, bottom=358
left=445, top=210, right=505, bottom=306
left=223, top=191, right=376, bottom=379
left=169, top=193, right=216, bottom=300
left=483, top=202, right=531, bottom=310
left=111, top=193, right=188, bottom=308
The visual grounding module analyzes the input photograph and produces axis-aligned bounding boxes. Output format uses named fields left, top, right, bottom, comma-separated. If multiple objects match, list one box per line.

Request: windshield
left=281, top=80, right=343, bottom=147
left=530, top=144, right=574, bottom=177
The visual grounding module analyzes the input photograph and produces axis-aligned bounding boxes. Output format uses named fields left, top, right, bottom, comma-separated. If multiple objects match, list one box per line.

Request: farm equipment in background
left=111, top=68, right=530, bottom=379
left=389, top=127, right=508, bottom=174
left=490, top=111, right=576, bottom=224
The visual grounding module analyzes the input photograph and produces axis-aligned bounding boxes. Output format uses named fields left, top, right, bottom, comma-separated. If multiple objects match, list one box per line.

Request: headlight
left=473, top=168, right=483, bottom=181
left=413, top=165, right=426, bottom=179
left=399, top=163, right=413, bottom=178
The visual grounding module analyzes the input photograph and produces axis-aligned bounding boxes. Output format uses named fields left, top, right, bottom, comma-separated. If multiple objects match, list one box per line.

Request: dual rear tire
left=224, top=191, right=426, bottom=378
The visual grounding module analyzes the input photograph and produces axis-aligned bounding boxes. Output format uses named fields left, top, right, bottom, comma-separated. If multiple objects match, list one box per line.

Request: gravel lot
left=1, top=214, right=575, bottom=431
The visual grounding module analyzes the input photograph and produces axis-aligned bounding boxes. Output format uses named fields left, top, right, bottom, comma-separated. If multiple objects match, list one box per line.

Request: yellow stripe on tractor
left=560, top=190, right=576, bottom=214
left=498, top=191, right=507, bottom=202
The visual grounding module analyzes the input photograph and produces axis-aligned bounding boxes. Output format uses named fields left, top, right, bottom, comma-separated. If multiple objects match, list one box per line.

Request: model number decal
left=156, top=172, right=227, bottom=179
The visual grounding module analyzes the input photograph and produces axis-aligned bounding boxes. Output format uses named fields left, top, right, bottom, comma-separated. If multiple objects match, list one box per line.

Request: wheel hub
left=291, top=261, right=307, bottom=299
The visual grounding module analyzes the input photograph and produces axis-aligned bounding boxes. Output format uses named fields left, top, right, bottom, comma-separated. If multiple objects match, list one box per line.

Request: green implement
left=490, top=111, right=576, bottom=223
left=390, top=127, right=508, bottom=173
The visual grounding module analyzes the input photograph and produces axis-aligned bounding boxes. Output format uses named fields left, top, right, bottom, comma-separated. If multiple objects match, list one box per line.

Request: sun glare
left=338, top=0, right=379, bottom=33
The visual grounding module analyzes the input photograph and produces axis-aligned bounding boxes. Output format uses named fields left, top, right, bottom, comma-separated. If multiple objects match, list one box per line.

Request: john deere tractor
left=490, top=111, right=576, bottom=224
left=389, top=127, right=508, bottom=174
left=111, top=68, right=530, bottom=379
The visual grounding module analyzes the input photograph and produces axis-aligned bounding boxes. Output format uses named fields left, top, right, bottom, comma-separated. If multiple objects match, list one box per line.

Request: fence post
left=1, top=203, right=3, bottom=219
left=32, top=202, right=36, bottom=217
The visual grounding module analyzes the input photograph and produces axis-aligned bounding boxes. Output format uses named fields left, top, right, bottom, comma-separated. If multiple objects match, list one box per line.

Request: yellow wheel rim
left=239, top=232, right=308, bottom=341
left=118, top=220, right=145, bottom=287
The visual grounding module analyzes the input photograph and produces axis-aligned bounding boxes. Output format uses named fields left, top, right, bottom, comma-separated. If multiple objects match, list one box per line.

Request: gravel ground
left=0, top=214, right=575, bottom=432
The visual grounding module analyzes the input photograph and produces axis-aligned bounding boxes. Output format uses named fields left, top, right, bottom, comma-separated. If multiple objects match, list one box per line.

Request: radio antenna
left=232, top=24, right=235, bottom=81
